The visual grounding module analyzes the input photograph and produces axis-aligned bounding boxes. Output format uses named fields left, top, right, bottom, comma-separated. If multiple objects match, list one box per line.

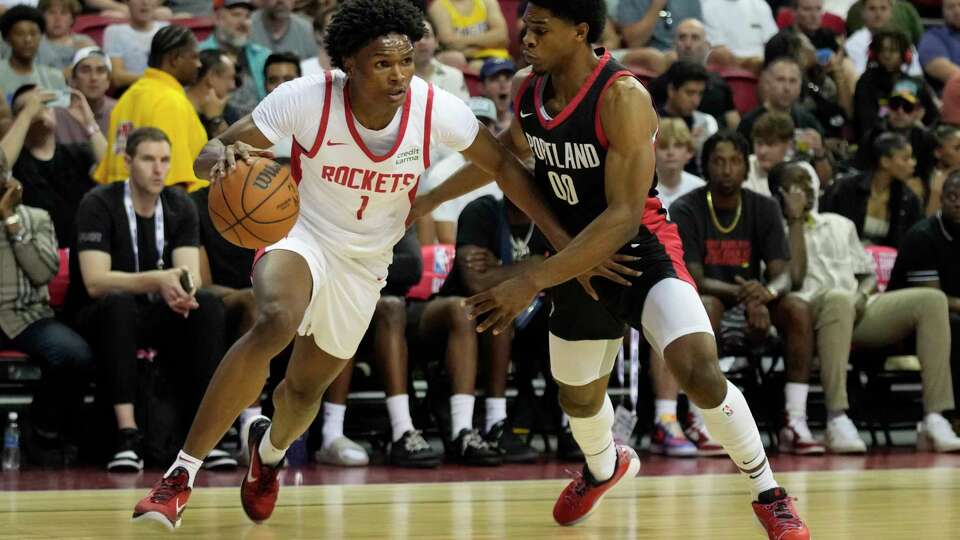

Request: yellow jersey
left=437, top=0, right=510, bottom=61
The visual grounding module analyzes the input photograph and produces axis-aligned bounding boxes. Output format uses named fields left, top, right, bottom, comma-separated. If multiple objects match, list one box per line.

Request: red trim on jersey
left=534, top=50, right=611, bottom=130
left=290, top=71, right=333, bottom=185
left=594, top=70, right=634, bottom=149
left=343, top=83, right=412, bottom=163
left=642, top=198, right=696, bottom=288
left=423, top=84, right=435, bottom=169
left=513, top=72, right=535, bottom=123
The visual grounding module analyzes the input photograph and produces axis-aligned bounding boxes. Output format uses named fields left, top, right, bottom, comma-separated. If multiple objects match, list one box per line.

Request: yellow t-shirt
left=95, top=68, right=208, bottom=191
left=438, top=0, right=510, bottom=61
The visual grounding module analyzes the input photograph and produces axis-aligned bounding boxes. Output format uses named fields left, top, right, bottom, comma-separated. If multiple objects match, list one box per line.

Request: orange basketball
left=208, top=157, right=299, bottom=249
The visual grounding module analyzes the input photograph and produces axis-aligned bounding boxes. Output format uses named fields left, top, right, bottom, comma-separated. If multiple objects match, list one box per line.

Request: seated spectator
left=54, top=47, right=114, bottom=145
left=844, top=0, right=922, bottom=78
left=888, top=174, right=960, bottom=414
left=701, top=0, right=778, bottom=69
left=103, top=0, right=170, bottom=89
left=657, top=60, right=717, bottom=170
left=428, top=0, right=510, bottom=71
left=771, top=161, right=960, bottom=453
left=738, top=56, right=824, bottom=145
left=250, top=0, right=317, bottom=60
left=927, top=125, right=960, bottom=216
left=200, top=0, right=270, bottom=121
left=746, top=111, right=822, bottom=198
left=793, top=0, right=844, bottom=50
left=846, top=0, right=923, bottom=45
left=414, top=17, right=469, bottom=102
left=262, top=51, right=300, bottom=159
left=0, top=150, right=92, bottom=464
left=479, top=58, right=513, bottom=133
left=617, top=0, right=701, bottom=52
left=165, top=0, right=211, bottom=18
left=298, top=4, right=334, bottom=76
left=855, top=86, right=933, bottom=188
left=670, top=131, right=822, bottom=455
left=67, top=127, right=228, bottom=472
left=654, top=118, right=705, bottom=211
left=96, top=25, right=208, bottom=190
left=7, top=84, right=101, bottom=247
left=185, top=49, right=237, bottom=139
left=33, top=0, right=93, bottom=71
left=822, top=133, right=923, bottom=247
left=852, top=29, right=935, bottom=141
left=0, top=6, right=66, bottom=102
left=918, top=0, right=960, bottom=91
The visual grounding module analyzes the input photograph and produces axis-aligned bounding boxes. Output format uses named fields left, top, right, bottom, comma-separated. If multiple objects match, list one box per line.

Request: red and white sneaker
left=752, top=487, right=810, bottom=540
left=131, top=467, right=192, bottom=530
left=552, top=444, right=640, bottom=526
left=240, top=416, right=283, bottom=523
left=778, top=417, right=825, bottom=455
left=684, top=413, right=726, bottom=457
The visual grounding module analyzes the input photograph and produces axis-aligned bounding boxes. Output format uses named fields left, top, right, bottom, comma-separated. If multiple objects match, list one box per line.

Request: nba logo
left=433, top=246, right=451, bottom=274
left=722, top=404, right=734, bottom=417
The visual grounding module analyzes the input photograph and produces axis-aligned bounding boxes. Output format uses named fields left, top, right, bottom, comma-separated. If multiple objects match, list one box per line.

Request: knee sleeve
left=549, top=333, right=622, bottom=386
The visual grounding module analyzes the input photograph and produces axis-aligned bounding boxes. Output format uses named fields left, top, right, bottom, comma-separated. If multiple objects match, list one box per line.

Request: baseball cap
left=480, top=58, right=516, bottom=80
left=213, top=0, right=255, bottom=10
left=71, top=46, right=111, bottom=73
left=467, top=96, right=497, bottom=123
left=889, top=79, right=920, bottom=104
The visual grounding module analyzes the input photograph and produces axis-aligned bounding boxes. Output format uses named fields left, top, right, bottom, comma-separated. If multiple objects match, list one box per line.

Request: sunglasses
left=888, top=98, right=916, bottom=113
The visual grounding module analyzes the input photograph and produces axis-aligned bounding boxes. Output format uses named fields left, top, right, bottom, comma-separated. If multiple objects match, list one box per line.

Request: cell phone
left=179, top=269, right=195, bottom=294
left=46, top=89, right=71, bottom=109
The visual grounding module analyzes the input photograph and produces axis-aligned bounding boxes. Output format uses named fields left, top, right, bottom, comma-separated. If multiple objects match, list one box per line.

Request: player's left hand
left=577, top=255, right=642, bottom=301
left=464, top=274, right=540, bottom=335
left=406, top=192, right=438, bottom=228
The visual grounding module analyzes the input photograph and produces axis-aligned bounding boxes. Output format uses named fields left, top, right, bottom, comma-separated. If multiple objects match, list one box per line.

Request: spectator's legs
left=769, top=294, right=820, bottom=453
left=809, top=290, right=857, bottom=415
left=952, top=313, right=960, bottom=416
left=161, top=290, right=227, bottom=417
left=482, top=329, right=511, bottom=432
left=700, top=295, right=726, bottom=334
left=80, top=293, right=140, bottom=430
left=315, top=357, right=369, bottom=466
left=372, top=296, right=416, bottom=441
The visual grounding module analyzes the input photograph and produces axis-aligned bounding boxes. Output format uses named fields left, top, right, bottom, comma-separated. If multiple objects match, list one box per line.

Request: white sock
left=784, top=382, right=809, bottom=424
left=568, top=395, right=617, bottom=482
left=450, top=394, right=475, bottom=440
left=827, top=409, right=845, bottom=422
left=239, top=406, right=262, bottom=427
left=699, top=380, right=777, bottom=499
left=257, top=425, right=287, bottom=466
left=485, top=397, right=507, bottom=432
left=165, top=450, right=203, bottom=488
left=322, top=402, right=346, bottom=448
left=654, top=399, right=678, bottom=422
left=561, top=413, right=570, bottom=428
left=386, top=394, right=415, bottom=442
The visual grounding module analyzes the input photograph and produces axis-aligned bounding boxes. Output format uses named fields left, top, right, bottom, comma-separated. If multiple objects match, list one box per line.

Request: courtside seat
left=719, top=69, right=760, bottom=115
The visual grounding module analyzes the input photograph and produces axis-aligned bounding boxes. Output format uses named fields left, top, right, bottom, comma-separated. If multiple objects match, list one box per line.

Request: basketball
left=208, top=157, right=299, bottom=249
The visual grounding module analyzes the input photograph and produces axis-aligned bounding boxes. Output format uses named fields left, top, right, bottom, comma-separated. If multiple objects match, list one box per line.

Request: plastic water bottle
left=2, top=412, right=20, bottom=471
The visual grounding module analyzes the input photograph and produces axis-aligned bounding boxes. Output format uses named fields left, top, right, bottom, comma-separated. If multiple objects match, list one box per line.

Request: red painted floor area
left=2, top=450, right=957, bottom=492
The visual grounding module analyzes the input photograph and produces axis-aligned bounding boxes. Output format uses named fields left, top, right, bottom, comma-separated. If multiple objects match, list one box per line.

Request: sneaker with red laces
left=752, top=487, right=810, bottom=540
left=552, top=444, right=640, bottom=526
left=240, top=416, right=283, bottom=523
left=131, top=467, right=192, bottom=530
left=684, top=413, right=726, bottom=457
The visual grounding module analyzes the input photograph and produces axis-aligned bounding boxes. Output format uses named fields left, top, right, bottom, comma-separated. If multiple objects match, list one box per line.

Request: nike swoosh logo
left=175, top=500, right=185, bottom=515
left=520, top=111, right=534, bottom=118
left=326, top=140, right=348, bottom=146
left=247, top=467, right=258, bottom=484
left=630, top=243, right=641, bottom=248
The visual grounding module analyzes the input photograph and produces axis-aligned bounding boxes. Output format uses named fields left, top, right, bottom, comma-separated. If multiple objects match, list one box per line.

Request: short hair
left=767, top=160, right=811, bottom=207
left=38, top=0, right=81, bottom=16
left=931, top=124, right=960, bottom=147
left=944, top=171, right=960, bottom=193
left=323, top=0, right=425, bottom=70
left=125, top=127, right=171, bottom=157
left=664, top=60, right=708, bottom=90
left=147, top=24, right=196, bottom=69
left=700, top=130, right=751, bottom=182
left=10, top=83, right=37, bottom=112
left=871, top=132, right=910, bottom=167
left=657, top=118, right=695, bottom=152
left=752, top=112, right=795, bottom=143
left=868, top=27, right=911, bottom=61
left=764, top=54, right=802, bottom=74
left=528, top=0, right=607, bottom=44
left=264, top=52, right=302, bottom=79
left=198, top=49, right=231, bottom=80
left=0, top=5, right=45, bottom=40
left=763, top=29, right=805, bottom=69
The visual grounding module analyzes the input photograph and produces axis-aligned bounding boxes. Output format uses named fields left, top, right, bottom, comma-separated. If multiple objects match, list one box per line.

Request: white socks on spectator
left=485, top=397, right=507, bottom=432
left=321, top=402, right=346, bottom=449
left=386, top=394, right=415, bottom=442
left=166, top=450, right=203, bottom=488
left=450, top=394, right=475, bottom=440
left=699, top=380, right=777, bottom=498
left=258, top=425, right=287, bottom=466
left=655, top=399, right=678, bottom=422
left=568, top=394, right=617, bottom=482
left=239, top=406, right=262, bottom=431
left=784, top=382, right=809, bottom=425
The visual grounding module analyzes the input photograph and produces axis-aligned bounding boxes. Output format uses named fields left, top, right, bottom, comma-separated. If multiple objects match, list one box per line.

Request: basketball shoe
left=240, top=417, right=283, bottom=523
left=131, top=467, right=192, bottom=530
left=684, top=413, right=726, bottom=456
left=552, top=444, right=640, bottom=526
left=778, top=415, right=826, bottom=455
left=752, top=487, right=810, bottom=539
left=649, top=415, right=697, bottom=457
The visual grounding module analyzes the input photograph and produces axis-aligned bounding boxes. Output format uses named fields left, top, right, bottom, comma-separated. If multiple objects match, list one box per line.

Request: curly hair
left=0, top=5, right=45, bottom=40
left=528, top=0, right=606, bottom=44
left=323, top=0, right=425, bottom=70
left=700, top=130, right=751, bottom=183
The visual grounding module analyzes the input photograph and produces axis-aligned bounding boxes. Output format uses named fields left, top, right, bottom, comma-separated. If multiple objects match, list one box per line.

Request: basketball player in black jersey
left=413, top=1, right=810, bottom=538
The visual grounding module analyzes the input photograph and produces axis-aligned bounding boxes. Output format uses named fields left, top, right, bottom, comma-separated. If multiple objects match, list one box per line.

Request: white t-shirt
left=702, top=0, right=778, bottom=58
left=421, top=153, right=503, bottom=223
left=745, top=155, right=822, bottom=210
left=103, top=22, right=169, bottom=76
left=657, top=171, right=705, bottom=212
left=845, top=28, right=923, bottom=77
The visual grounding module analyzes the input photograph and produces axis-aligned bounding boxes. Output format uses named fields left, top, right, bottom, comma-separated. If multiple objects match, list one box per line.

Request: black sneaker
left=203, top=442, right=239, bottom=471
left=451, top=428, right=502, bottom=466
left=390, top=430, right=442, bottom=468
left=485, top=420, right=538, bottom=463
left=107, top=428, right=144, bottom=472
left=557, top=426, right=584, bottom=462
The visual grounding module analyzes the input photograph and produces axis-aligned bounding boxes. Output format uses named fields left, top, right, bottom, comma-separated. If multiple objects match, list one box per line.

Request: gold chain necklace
left=707, top=191, right=742, bottom=235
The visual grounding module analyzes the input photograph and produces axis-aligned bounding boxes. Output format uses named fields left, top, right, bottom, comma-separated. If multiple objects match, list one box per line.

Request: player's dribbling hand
left=576, top=254, right=642, bottom=301
left=208, top=141, right=275, bottom=183
left=464, top=274, right=539, bottom=335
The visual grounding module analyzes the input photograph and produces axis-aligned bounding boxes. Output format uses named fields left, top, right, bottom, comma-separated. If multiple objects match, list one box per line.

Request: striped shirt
left=0, top=205, right=59, bottom=338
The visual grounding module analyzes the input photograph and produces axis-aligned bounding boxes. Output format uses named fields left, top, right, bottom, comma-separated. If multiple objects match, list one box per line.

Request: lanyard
left=615, top=328, right=642, bottom=410
left=123, top=181, right=164, bottom=272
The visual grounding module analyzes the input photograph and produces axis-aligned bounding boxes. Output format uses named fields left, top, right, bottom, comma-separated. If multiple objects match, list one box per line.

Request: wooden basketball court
left=1, top=467, right=957, bottom=539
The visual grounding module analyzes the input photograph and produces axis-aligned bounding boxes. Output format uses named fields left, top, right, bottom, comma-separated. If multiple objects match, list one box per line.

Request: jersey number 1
left=356, top=195, right=370, bottom=220
left=548, top=171, right=579, bottom=205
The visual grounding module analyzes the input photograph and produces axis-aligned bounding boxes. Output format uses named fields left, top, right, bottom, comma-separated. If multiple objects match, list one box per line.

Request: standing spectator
left=250, top=0, right=317, bottom=60
left=617, top=0, right=701, bottom=52
left=200, top=0, right=270, bottom=120
left=0, top=150, right=92, bottom=464
left=262, top=51, right=300, bottom=159
left=701, top=0, right=777, bottom=67
left=654, top=118, right=705, bottom=211
left=68, top=127, right=227, bottom=472
left=844, top=0, right=922, bottom=77
left=927, top=125, right=960, bottom=216
left=185, top=49, right=237, bottom=139
left=34, top=0, right=94, bottom=70
left=918, top=0, right=960, bottom=91
left=737, top=56, right=824, bottom=145
left=102, top=0, right=169, bottom=89
left=6, top=84, right=101, bottom=247
left=428, top=0, right=510, bottom=70
left=746, top=111, right=821, bottom=198
left=96, top=25, right=207, bottom=190
left=657, top=60, right=717, bottom=167
left=414, top=18, right=469, bottom=102
left=479, top=58, right=513, bottom=133
left=846, top=0, right=923, bottom=45
left=54, top=47, right=115, bottom=145
left=0, top=6, right=65, bottom=102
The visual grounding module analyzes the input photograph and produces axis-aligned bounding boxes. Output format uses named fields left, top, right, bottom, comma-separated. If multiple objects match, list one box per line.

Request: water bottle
left=2, top=412, right=20, bottom=471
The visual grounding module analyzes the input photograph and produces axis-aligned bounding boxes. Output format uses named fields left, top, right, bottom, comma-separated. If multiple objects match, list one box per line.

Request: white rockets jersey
left=252, top=70, right=479, bottom=259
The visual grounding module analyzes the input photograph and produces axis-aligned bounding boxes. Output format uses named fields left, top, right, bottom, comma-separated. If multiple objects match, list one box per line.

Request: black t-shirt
left=670, top=186, right=790, bottom=283
left=649, top=71, right=736, bottom=128
left=191, top=187, right=256, bottom=290
left=439, top=195, right=550, bottom=298
left=67, top=182, right=199, bottom=313
left=13, top=143, right=96, bottom=248
left=737, top=105, right=825, bottom=145
left=383, top=228, right=422, bottom=297
left=852, top=70, right=937, bottom=142
left=887, top=214, right=960, bottom=297
left=805, top=28, right=840, bottom=51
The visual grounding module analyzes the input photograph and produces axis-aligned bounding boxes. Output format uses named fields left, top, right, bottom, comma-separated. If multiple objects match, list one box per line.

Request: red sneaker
left=552, top=444, right=640, bottom=526
left=131, top=467, right=192, bottom=530
left=684, top=413, right=726, bottom=457
left=752, top=487, right=810, bottom=540
left=240, top=416, right=283, bottom=523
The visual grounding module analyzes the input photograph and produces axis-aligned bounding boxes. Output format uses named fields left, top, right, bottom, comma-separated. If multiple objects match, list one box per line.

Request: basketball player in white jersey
left=131, top=0, right=632, bottom=530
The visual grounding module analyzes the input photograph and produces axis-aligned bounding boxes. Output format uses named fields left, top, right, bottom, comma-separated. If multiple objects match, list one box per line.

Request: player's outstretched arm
left=193, top=115, right=275, bottom=181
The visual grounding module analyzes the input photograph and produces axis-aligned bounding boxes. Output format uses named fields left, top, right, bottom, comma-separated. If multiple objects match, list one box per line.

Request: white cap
left=71, top=46, right=111, bottom=74
left=467, top=96, right=497, bottom=123
left=7, top=412, right=16, bottom=421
